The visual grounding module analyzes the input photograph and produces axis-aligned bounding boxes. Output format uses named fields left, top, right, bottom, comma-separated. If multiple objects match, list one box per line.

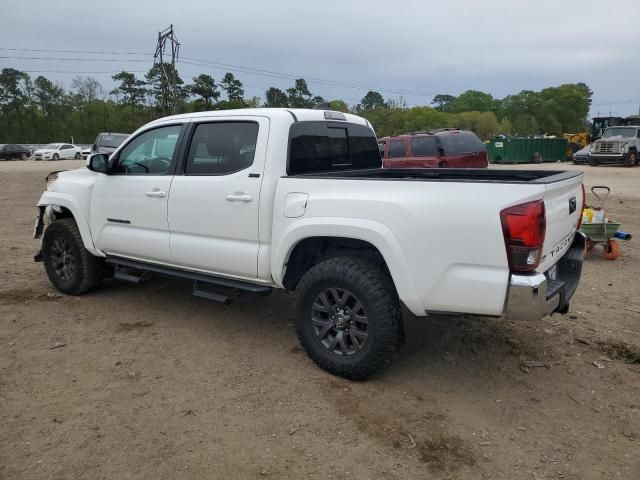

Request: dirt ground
left=1, top=160, right=639, bottom=480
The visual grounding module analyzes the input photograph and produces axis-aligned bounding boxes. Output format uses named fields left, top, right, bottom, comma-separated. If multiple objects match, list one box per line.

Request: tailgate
left=538, top=173, right=584, bottom=273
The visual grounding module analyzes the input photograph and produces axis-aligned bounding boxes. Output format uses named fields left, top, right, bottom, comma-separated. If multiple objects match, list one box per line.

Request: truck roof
left=146, top=108, right=371, bottom=128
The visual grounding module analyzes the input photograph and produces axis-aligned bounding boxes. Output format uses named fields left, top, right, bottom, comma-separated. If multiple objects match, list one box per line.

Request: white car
left=34, top=143, right=83, bottom=161
left=33, top=108, right=586, bottom=379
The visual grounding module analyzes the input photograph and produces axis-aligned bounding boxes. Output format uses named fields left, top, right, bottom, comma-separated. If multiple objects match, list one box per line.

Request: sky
left=1, top=0, right=639, bottom=117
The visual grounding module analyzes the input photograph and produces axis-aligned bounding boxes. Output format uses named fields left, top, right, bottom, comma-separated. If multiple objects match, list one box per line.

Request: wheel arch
left=37, top=191, right=100, bottom=256
left=273, top=218, right=424, bottom=315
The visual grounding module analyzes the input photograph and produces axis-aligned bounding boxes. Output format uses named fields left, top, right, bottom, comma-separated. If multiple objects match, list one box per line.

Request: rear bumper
left=504, top=232, right=585, bottom=321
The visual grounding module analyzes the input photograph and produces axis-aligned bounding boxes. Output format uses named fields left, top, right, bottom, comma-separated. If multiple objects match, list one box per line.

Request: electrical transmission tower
left=153, top=24, right=180, bottom=115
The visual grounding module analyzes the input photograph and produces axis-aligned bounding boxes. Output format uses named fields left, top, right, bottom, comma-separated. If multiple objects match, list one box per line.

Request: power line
left=180, top=57, right=438, bottom=97
left=0, top=55, right=149, bottom=63
left=20, top=70, right=147, bottom=74
left=0, top=47, right=439, bottom=98
left=0, top=47, right=150, bottom=56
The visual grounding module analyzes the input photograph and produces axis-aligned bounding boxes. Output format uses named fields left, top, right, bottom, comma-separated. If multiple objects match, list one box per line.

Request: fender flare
left=272, top=217, right=424, bottom=315
left=36, top=191, right=102, bottom=256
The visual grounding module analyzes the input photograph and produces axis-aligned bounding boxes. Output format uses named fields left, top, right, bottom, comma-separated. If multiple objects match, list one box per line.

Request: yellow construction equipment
left=563, top=132, right=590, bottom=159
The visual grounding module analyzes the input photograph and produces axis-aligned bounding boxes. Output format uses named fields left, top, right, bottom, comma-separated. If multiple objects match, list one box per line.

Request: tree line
left=0, top=65, right=592, bottom=143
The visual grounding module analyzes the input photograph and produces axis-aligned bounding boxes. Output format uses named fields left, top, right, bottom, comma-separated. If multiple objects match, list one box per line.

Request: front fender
left=36, top=191, right=101, bottom=256
left=272, top=217, right=424, bottom=316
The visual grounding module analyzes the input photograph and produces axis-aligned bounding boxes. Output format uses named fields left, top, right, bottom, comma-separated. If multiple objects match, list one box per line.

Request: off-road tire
left=625, top=150, right=638, bottom=168
left=293, top=256, right=402, bottom=380
left=42, top=218, right=103, bottom=295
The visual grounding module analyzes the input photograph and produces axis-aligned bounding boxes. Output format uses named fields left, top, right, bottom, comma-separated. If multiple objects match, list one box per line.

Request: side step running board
left=107, top=256, right=271, bottom=304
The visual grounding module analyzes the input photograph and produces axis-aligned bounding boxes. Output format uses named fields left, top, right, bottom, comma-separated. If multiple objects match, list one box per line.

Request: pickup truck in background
left=82, top=132, right=130, bottom=159
left=379, top=129, right=488, bottom=168
left=33, top=108, right=585, bottom=379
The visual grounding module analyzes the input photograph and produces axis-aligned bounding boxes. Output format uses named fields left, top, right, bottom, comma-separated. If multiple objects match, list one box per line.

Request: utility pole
left=153, top=25, right=180, bottom=115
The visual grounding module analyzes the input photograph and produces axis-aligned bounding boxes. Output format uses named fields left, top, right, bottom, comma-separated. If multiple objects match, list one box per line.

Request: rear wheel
left=20, top=152, right=28, bottom=160
left=293, top=257, right=402, bottom=380
left=42, top=218, right=103, bottom=295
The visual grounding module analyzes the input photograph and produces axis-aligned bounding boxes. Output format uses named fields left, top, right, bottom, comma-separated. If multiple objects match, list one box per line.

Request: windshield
left=98, top=134, right=129, bottom=148
left=603, top=128, right=637, bottom=139
left=43, top=144, right=60, bottom=149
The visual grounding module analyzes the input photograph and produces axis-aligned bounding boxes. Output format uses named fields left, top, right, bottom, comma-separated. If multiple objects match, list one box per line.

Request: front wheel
left=52, top=153, right=59, bottom=161
left=625, top=151, right=638, bottom=167
left=74, top=152, right=82, bottom=159
left=42, top=218, right=103, bottom=295
left=293, top=257, right=402, bottom=380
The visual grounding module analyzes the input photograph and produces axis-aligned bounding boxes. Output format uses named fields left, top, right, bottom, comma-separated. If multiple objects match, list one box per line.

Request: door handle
left=145, top=189, right=166, bottom=198
left=225, top=192, right=253, bottom=202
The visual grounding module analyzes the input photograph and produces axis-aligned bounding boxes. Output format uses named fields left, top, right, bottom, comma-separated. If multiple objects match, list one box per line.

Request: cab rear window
left=288, top=122, right=381, bottom=175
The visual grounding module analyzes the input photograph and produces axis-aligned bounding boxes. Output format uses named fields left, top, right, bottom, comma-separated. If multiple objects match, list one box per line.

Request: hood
left=596, top=135, right=634, bottom=143
left=48, top=167, right=97, bottom=192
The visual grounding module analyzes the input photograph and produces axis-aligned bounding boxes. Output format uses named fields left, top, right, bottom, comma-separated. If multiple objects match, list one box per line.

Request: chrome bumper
left=504, top=233, right=585, bottom=321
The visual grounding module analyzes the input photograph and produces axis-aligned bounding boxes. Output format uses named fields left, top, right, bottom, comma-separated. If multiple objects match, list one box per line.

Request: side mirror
left=87, top=153, right=110, bottom=173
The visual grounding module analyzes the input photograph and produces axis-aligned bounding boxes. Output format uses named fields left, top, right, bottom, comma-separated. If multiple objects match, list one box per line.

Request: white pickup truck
left=34, top=108, right=586, bottom=379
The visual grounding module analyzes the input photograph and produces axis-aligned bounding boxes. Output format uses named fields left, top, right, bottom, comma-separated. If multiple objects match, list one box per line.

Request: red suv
left=379, top=129, right=488, bottom=168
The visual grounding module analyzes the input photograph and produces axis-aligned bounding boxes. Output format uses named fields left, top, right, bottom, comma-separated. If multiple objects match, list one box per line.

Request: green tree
left=286, top=79, right=323, bottom=108
left=403, top=107, right=448, bottom=132
left=264, top=87, right=289, bottom=107
left=329, top=100, right=349, bottom=112
left=452, top=90, right=496, bottom=113
left=449, top=111, right=499, bottom=139
left=357, top=91, right=386, bottom=112
left=188, top=74, right=220, bottom=110
left=146, top=63, right=186, bottom=115
left=33, top=76, right=64, bottom=117
left=111, top=71, right=147, bottom=130
left=431, top=94, right=456, bottom=112
left=0, top=68, right=32, bottom=139
left=220, top=72, right=244, bottom=102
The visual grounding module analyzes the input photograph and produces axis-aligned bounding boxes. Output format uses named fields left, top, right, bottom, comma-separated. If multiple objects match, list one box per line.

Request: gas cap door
left=283, top=192, right=309, bottom=218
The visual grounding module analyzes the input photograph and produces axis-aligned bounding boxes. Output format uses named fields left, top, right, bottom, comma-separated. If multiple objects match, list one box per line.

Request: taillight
left=577, top=183, right=585, bottom=230
left=500, top=200, right=546, bottom=272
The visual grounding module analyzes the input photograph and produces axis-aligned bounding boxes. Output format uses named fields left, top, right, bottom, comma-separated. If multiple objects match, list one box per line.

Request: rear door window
left=288, top=122, right=381, bottom=174
left=185, top=122, right=259, bottom=175
left=388, top=139, right=406, bottom=158
left=410, top=137, right=438, bottom=156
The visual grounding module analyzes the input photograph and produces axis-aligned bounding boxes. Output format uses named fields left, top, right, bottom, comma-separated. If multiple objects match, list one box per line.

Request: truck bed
left=289, top=168, right=581, bottom=184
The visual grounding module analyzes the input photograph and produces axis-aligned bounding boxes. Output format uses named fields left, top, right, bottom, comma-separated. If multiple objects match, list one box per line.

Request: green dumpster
left=487, top=137, right=568, bottom=164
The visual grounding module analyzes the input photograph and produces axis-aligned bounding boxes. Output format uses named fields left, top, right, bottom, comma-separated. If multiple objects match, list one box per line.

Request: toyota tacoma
left=33, top=108, right=586, bottom=379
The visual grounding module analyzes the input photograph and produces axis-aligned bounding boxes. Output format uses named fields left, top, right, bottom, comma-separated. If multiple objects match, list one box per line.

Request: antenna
left=153, top=25, right=180, bottom=115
